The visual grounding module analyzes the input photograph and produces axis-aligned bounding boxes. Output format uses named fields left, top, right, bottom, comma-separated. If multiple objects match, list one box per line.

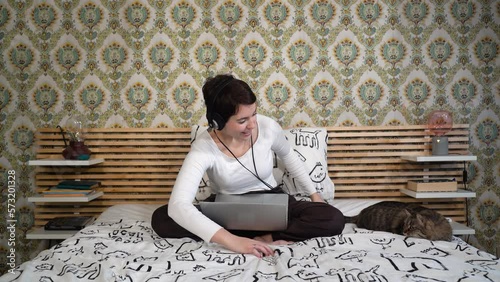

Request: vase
left=62, top=141, right=91, bottom=160
left=431, top=136, right=448, bottom=156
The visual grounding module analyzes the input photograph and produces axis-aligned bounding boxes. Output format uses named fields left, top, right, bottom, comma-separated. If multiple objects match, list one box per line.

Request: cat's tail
left=343, top=215, right=358, bottom=224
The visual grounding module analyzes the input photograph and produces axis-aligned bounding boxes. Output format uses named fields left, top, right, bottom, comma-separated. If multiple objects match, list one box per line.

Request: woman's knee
left=151, top=204, right=201, bottom=240
left=151, top=204, right=175, bottom=237
left=330, top=207, right=346, bottom=234
left=300, top=203, right=345, bottom=236
left=318, top=204, right=345, bottom=235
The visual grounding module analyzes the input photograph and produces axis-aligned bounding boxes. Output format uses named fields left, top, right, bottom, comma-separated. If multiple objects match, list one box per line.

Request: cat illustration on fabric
left=326, top=265, right=387, bottom=282
left=202, top=250, right=246, bottom=266
left=381, top=253, right=448, bottom=272
left=309, top=162, right=327, bottom=184
left=289, top=129, right=321, bottom=150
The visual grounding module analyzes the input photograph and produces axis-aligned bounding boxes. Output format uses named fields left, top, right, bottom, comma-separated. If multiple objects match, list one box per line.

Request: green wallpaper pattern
left=0, top=0, right=499, bottom=272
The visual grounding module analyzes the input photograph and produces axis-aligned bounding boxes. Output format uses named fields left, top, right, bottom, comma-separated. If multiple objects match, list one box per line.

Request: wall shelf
left=450, top=221, right=475, bottom=235
left=28, top=191, right=104, bottom=203
left=28, top=158, right=104, bottom=166
left=401, top=155, right=476, bottom=236
left=400, top=188, right=476, bottom=199
left=27, top=158, right=104, bottom=241
left=401, top=155, right=477, bottom=162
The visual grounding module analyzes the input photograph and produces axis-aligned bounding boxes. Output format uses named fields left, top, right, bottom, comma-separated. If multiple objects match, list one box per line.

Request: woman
left=151, top=74, right=345, bottom=258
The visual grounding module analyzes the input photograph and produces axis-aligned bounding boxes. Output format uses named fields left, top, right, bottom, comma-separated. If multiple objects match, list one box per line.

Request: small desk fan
left=428, top=110, right=453, bottom=155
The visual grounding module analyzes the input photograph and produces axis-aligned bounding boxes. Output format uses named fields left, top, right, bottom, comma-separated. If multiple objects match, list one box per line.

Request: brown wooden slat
left=37, top=148, right=191, bottom=154
left=30, top=125, right=473, bottom=229
left=325, top=124, right=469, bottom=131
left=330, top=163, right=461, bottom=170
left=328, top=136, right=469, bottom=145
left=36, top=180, right=176, bottom=186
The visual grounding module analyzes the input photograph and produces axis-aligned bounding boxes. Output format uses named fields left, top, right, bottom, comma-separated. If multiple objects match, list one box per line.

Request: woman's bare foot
left=254, top=234, right=292, bottom=245
left=271, top=240, right=293, bottom=245
left=254, top=234, right=273, bottom=243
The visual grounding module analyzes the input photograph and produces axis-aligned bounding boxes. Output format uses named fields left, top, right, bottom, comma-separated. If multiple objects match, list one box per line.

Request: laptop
left=199, top=193, right=289, bottom=231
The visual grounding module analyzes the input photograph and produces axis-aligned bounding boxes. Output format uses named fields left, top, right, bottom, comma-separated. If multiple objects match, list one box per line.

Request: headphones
left=207, top=77, right=234, bottom=130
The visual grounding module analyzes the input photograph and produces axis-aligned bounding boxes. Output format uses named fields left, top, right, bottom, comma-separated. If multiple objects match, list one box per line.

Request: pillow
left=95, top=204, right=161, bottom=223
left=278, top=128, right=335, bottom=205
left=190, top=125, right=212, bottom=202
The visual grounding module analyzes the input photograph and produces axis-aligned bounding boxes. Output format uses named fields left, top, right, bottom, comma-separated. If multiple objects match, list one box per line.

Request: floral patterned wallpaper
left=0, top=0, right=499, bottom=273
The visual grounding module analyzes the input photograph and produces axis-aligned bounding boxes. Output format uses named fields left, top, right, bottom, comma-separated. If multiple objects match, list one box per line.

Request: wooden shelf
left=28, top=191, right=104, bottom=203
left=28, top=158, right=104, bottom=166
left=401, top=155, right=477, bottom=162
left=400, top=188, right=476, bottom=199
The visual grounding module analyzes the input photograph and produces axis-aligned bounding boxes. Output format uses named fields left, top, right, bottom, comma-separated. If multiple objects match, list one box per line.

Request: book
left=43, top=188, right=95, bottom=193
left=42, top=188, right=95, bottom=196
left=55, top=180, right=100, bottom=190
left=44, top=216, right=95, bottom=230
left=407, top=179, right=457, bottom=192
left=42, top=192, right=95, bottom=197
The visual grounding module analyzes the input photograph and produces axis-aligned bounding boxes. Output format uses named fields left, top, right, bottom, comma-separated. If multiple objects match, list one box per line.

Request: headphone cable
left=213, top=130, right=274, bottom=190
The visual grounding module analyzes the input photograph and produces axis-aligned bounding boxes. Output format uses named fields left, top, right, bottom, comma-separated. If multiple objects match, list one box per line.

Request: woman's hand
left=210, top=228, right=275, bottom=258
left=309, top=192, right=325, bottom=203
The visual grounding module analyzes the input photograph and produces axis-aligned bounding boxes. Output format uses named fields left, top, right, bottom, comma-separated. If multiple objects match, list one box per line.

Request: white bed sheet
left=3, top=201, right=499, bottom=282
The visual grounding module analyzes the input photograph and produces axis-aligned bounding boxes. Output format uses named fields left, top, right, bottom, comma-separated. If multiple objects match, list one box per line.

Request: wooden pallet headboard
left=31, top=124, right=473, bottom=228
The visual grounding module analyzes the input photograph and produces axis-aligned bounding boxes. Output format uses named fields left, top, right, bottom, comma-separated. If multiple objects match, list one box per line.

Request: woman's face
left=222, top=103, right=257, bottom=140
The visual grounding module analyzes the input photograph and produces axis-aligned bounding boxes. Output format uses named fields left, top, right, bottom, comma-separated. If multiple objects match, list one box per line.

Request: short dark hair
left=203, top=74, right=256, bottom=124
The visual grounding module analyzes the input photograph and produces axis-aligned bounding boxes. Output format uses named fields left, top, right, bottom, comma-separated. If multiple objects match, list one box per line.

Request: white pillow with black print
left=279, top=128, right=335, bottom=205
left=190, top=125, right=212, bottom=202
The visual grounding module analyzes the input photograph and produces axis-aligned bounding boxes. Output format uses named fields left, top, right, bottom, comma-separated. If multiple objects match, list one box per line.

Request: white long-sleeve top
left=168, top=115, right=317, bottom=242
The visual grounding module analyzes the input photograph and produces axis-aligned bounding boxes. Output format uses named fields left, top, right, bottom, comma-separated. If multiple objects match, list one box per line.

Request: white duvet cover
left=2, top=203, right=499, bottom=282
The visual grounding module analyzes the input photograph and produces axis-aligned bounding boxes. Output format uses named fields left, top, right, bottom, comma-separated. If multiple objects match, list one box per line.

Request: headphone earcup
left=210, top=112, right=225, bottom=130
left=207, top=76, right=233, bottom=130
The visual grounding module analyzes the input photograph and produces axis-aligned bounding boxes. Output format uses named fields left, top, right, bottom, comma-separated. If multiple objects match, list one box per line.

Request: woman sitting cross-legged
left=151, top=74, right=345, bottom=258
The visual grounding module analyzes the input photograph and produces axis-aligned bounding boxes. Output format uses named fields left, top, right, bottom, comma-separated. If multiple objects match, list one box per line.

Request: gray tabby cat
left=345, top=201, right=453, bottom=241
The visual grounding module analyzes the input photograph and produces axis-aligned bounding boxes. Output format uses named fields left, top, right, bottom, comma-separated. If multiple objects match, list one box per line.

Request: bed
left=3, top=202, right=500, bottom=282
left=3, top=125, right=499, bottom=281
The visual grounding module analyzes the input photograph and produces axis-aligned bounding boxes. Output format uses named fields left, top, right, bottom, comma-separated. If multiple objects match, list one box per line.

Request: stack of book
left=42, top=180, right=100, bottom=197
left=44, top=216, right=95, bottom=230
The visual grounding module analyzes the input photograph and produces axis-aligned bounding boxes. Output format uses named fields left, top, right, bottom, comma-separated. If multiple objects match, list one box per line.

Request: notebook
left=199, top=193, right=289, bottom=231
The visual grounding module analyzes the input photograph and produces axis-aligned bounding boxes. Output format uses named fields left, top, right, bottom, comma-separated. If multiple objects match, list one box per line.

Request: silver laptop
left=199, top=193, right=288, bottom=231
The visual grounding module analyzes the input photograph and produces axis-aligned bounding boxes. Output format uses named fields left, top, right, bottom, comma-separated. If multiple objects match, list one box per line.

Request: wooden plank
left=330, top=163, right=462, bottom=171
left=327, top=136, right=469, bottom=145
left=36, top=147, right=191, bottom=154
left=325, top=124, right=469, bottom=131
left=30, top=125, right=473, bottom=228
left=328, top=150, right=470, bottom=158
left=333, top=171, right=462, bottom=177
left=36, top=141, right=192, bottom=146
left=325, top=130, right=470, bottom=138
left=36, top=180, right=176, bottom=186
